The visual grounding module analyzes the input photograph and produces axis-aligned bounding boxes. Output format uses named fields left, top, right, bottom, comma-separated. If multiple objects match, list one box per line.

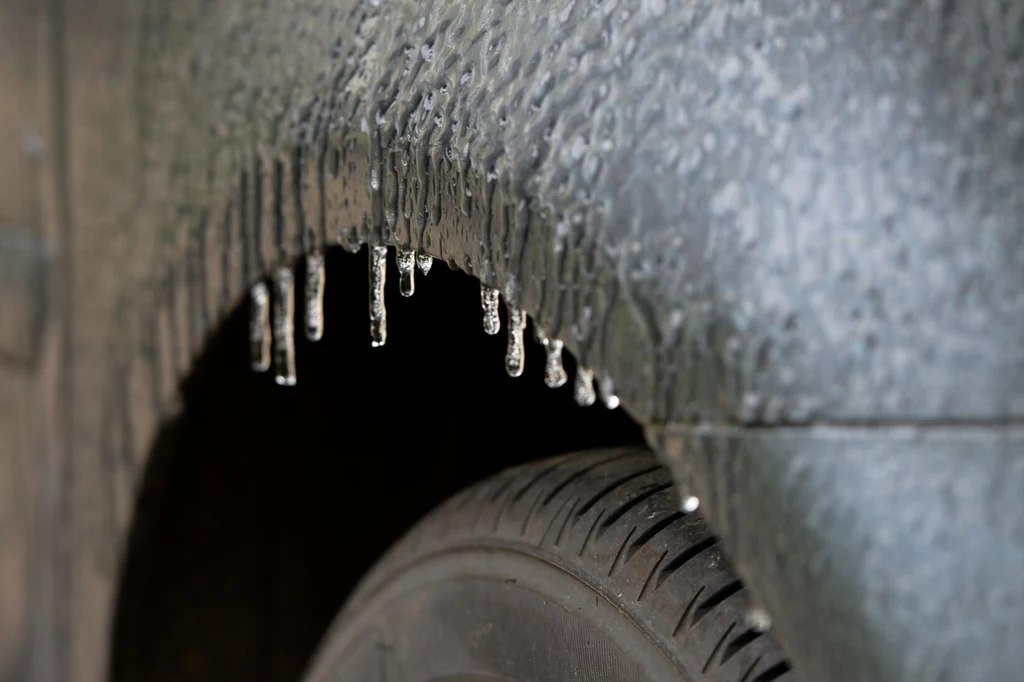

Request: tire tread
left=344, top=448, right=794, bottom=682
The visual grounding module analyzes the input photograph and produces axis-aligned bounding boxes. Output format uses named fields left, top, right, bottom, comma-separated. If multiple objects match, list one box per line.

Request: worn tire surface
left=306, top=449, right=792, bottom=682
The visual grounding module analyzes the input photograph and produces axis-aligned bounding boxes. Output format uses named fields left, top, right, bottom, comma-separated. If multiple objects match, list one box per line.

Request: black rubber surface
left=307, top=449, right=793, bottom=682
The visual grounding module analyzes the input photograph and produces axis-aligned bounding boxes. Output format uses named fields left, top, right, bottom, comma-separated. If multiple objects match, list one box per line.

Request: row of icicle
left=247, top=247, right=710, bottom=516
left=246, top=245, right=620, bottom=410
left=247, top=244, right=751, bottom=612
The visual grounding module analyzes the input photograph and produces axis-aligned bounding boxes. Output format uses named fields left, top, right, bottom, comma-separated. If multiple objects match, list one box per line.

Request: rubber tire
left=305, top=449, right=793, bottom=682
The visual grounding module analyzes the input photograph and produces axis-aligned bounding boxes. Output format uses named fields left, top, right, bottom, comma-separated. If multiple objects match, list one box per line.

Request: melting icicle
left=574, top=366, right=596, bottom=406
left=543, top=338, right=568, bottom=388
left=533, top=325, right=568, bottom=388
left=304, top=252, right=325, bottom=341
left=272, top=266, right=297, bottom=386
left=369, top=245, right=388, bottom=347
left=505, top=307, right=527, bottom=377
left=596, top=372, right=621, bottom=409
left=249, top=282, right=271, bottom=372
left=416, top=252, right=433, bottom=275
left=681, top=494, right=700, bottom=513
left=481, top=284, right=500, bottom=335
left=396, top=248, right=416, bottom=297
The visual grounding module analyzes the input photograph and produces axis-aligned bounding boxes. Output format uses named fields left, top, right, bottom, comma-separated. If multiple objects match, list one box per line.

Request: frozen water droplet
left=369, top=246, right=388, bottom=347
left=304, top=252, right=326, bottom=341
left=746, top=607, right=773, bottom=633
left=534, top=325, right=568, bottom=388
left=272, top=266, right=297, bottom=386
left=596, top=373, right=620, bottom=409
left=574, top=366, right=596, bottom=406
left=681, top=495, right=700, bottom=513
left=505, top=307, right=527, bottom=377
left=396, top=248, right=416, bottom=297
left=416, top=252, right=433, bottom=275
left=481, top=284, right=500, bottom=335
left=543, top=342, right=568, bottom=389
left=369, top=167, right=379, bottom=190
left=249, top=282, right=271, bottom=372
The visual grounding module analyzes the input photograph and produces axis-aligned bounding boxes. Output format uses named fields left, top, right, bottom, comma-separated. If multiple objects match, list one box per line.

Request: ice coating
left=249, top=281, right=271, bottom=372
left=304, top=252, right=325, bottom=341
left=369, top=246, right=388, bottom=347
left=481, top=284, right=500, bottom=336
left=272, top=266, right=297, bottom=386
left=396, top=248, right=416, bottom=297
left=597, top=373, right=620, bottom=410
left=574, top=366, right=596, bottom=407
left=416, top=253, right=433, bottom=276
left=505, top=307, right=526, bottom=377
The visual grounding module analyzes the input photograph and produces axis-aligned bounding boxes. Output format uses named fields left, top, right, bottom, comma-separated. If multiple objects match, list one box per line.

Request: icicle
left=543, top=338, right=568, bottom=388
left=249, top=282, right=271, bottom=372
left=304, top=252, right=325, bottom=341
left=533, top=325, right=567, bottom=388
left=574, top=366, right=596, bottom=406
left=505, top=307, right=527, bottom=377
left=396, top=248, right=416, bottom=297
left=272, top=266, right=297, bottom=386
left=596, top=372, right=620, bottom=409
left=416, top=252, right=433, bottom=275
left=481, top=284, right=500, bottom=335
left=369, top=245, right=388, bottom=347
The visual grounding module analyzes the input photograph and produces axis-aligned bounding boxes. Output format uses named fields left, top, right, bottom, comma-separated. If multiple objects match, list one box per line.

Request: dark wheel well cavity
left=110, top=246, right=644, bottom=682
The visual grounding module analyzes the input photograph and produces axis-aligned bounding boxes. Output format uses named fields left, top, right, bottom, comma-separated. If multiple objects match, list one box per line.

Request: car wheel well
left=110, top=245, right=645, bottom=682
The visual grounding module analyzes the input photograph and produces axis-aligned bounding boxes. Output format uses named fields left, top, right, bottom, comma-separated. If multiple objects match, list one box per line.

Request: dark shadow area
left=111, top=246, right=644, bottom=682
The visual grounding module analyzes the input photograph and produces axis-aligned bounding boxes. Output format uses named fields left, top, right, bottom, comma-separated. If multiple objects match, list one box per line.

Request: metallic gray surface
left=650, top=424, right=1024, bottom=682
left=137, top=0, right=1024, bottom=425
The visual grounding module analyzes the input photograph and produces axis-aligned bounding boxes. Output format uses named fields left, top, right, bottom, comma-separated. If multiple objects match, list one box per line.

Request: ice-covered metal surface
left=650, top=423, right=1024, bottom=682
left=133, top=0, right=1024, bottom=425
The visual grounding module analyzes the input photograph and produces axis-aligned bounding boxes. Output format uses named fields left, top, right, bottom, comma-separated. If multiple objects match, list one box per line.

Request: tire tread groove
left=626, top=510, right=685, bottom=561
left=575, top=465, right=661, bottom=518
left=657, top=536, right=718, bottom=590
left=339, top=449, right=793, bottom=682
left=692, top=580, right=744, bottom=627
left=540, top=451, right=635, bottom=507
left=598, top=481, right=674, bottom=539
